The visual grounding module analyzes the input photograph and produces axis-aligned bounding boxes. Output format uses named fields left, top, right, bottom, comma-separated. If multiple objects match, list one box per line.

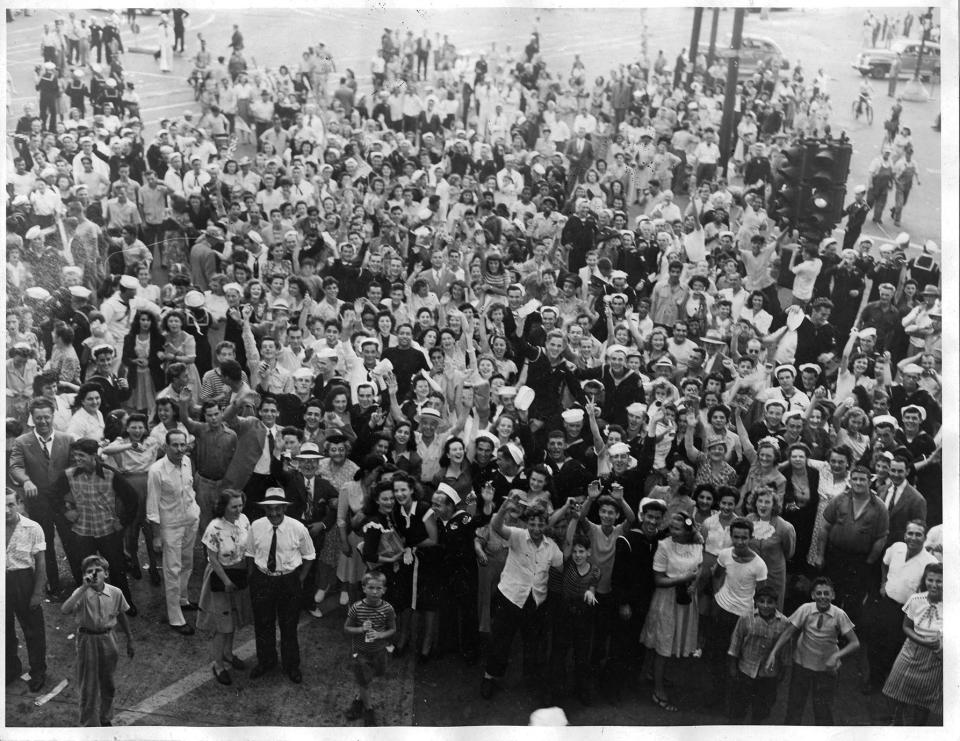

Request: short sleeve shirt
left=202, top=515, right=252, bottom=568
left=788, top=601, right=854, bottom=672
left=715, top=549, right=769, bottom=617
left=5, top=516, right=46, bottom=571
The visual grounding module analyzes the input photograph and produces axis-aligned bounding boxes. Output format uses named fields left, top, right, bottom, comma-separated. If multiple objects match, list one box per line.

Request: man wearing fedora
left=245, top=488, right=315, bottom=683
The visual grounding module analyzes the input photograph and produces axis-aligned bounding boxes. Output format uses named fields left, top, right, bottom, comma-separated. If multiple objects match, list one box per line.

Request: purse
left=210, top=567, right=248, bottom=592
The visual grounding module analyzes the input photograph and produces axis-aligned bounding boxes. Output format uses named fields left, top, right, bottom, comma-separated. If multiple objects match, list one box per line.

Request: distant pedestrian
left=61, top=554, right=134, bottom=727
left=887, top=54, right=901, bottom=97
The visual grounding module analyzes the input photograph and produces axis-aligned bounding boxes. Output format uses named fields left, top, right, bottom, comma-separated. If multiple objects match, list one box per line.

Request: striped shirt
left=728, top=609, right=791, bottom=678
left=560, top=558, right=600, bottom=607
left=346, top=599, right=397, bottom=655
left=199, top=367, right=249, bottom=406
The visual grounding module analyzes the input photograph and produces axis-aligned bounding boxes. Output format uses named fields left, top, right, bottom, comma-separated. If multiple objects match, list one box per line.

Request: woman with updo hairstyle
left=197, top=488, right=253, bottom=685
left=640, top=511, right=704, bottom=712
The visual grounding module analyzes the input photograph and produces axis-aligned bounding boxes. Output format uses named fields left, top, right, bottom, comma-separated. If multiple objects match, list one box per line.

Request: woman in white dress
left=65, top=384, right=105, bottom=441
left=158, top=15, right=172, bottom=73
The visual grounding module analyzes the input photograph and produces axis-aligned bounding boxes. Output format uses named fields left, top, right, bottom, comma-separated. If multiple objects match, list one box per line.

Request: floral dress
left=197, top=515, right=254, bottom=633
left=131, top=336, right=156, bottom=417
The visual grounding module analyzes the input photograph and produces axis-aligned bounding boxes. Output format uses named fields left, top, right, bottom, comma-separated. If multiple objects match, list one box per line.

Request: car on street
left=699, top=34, right=787, bottom=78
left=853, top=38, right=941, bottom=80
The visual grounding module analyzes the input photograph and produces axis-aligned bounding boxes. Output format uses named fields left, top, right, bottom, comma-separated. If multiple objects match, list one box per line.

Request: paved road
left=3, top=6, right=946, bottom=730
left=6, top=6, right=942, bottom=246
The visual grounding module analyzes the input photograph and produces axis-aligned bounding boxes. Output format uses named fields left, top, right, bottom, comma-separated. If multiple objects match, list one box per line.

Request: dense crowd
left=5, top=9, right=944, bottom=729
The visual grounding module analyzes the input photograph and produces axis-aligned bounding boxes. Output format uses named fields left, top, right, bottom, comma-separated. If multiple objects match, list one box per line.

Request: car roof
left=742, top=34, right=779, bottom=45
left=891, top=37, right=940, bottom=51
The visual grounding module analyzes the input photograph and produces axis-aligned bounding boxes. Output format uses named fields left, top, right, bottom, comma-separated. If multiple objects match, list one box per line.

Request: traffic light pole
left=687, top=7, right=704, bottom=91
left=902, top=6, right=933, bottom=101
left=707, top=8, right=720, bottom=68
left=718, top=8, right=745, bottom=173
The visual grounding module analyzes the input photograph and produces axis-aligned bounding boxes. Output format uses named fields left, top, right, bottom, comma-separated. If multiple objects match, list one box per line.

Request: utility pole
left=902, top=6, right=933, bottom=101
left=718, top=8, right=745, bottom=172
left=687, top=7, right=704, bottom=91
left=707, top=7, right=720, bottom=68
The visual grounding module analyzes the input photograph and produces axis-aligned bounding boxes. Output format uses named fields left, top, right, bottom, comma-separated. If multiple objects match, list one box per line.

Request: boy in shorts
left=344, top=570, right=397, bottom=726
left=61, top=555, right=135, bottom=727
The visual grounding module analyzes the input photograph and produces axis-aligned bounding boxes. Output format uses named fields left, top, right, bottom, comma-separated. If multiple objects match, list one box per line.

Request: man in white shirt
left=693, top=129, right=721, bottom=183
left=480, top=494, right=563, bottom=699
left=245, top=488, right=316, bottom=683
left=146, top=430, right=201, bottom=634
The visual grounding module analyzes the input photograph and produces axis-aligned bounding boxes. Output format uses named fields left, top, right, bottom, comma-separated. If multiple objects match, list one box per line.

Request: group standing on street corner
left=5, top=6, right=944, bottom=729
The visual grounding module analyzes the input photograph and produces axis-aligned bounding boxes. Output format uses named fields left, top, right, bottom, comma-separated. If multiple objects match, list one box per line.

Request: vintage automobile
left=853, top=38, right=941, bottom=80
left=699, top=34, right=787, bottom=79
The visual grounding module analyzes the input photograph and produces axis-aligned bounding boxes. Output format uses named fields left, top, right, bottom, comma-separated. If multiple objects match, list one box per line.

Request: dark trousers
left=141, top=223, right=166, bottom=267
left=485, top=590, right=547, bottom=680
left=416, top=52, right=429, bottom=80
left=250, top=570, right=302, bottom=671
left=608, top=601, right=649, bottom=690
left=729, top=670, right=780, bottom=723
left=23, top=497, right=75, bottom=592
left=784, top=664, right=838, bottom=725
left=696, top=162, right=718, bottom=184
left=73, top=530, right=133, bottom=607
left=39, top=95, right=59, bottom=132
left=590, top=596, right=616, bottom=670
left=824, top=549, right=875, bottom=625
left=861, top=594, right=906, bottom=688
left=77, top=631, right=118, bottom=726
left=438, top=575, right=479, bottom=659
left=174, top=27, right=185, bottom=52
left=549, top=602, right=594, bottom=696
left=6, top=568, right=47, bottom=681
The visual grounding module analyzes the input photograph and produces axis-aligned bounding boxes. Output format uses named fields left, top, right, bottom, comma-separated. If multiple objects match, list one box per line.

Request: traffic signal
left=795, top=139, right=852, bottom=241
left=770, top=143, right=806, bottom=228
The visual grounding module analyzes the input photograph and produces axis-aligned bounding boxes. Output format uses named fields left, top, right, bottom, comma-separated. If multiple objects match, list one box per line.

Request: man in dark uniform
left=35, top=62, right=61, bottom=132
left=608, top=497, right=665, bottom=702
left=841, top=185, right=871, bottom=251
left=172, top=9, right=189, bottom=54
left=84, top=345, right=132, bottom=414
left=65, top=69, right=89, bottom=117
left=433, top=482, right=484, bottom=664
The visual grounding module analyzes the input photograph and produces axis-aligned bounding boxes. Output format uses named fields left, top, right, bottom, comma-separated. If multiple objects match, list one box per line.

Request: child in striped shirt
left=343, top=570, right=396, bottom=727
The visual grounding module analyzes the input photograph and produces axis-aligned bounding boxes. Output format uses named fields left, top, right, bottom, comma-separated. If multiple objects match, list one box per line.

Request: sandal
left=652, top=693, right=678, bottom=712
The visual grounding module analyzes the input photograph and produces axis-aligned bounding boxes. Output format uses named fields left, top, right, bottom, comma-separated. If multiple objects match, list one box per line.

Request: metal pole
left=718, top=8, right=745, bottom=171
left=687, top=7, right=704, bottom=90
left=707, top=7, right=720, bottom=68
left=913, top=8, right=931, bottom=80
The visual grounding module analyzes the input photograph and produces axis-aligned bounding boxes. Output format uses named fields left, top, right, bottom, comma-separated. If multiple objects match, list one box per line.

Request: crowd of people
left=5, top=9, right=945, bottom=729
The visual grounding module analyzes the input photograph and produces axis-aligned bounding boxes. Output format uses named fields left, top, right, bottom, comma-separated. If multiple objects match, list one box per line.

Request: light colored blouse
left=202, top=514, right=252, bottom=568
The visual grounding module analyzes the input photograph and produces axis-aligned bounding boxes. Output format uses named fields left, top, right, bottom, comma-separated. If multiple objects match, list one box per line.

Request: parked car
left=698, top=34, right=787, bottom=79
left=853, top=38, right=941, bottom=80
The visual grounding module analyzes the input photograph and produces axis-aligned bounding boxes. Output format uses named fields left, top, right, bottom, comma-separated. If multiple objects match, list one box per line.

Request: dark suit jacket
left=275, top=466, right=338, bottom=527
left=564, top=137, right=595, bottom=172
left=878, top=481, right=927, bottom=546
left=221, top=407, right=271, bottom=490
left=8, top=431, right=75, bottom=517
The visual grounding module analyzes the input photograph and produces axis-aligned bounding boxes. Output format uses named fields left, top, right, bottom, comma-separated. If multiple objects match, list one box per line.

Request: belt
left=197, top=474, right=223, bottom=482
left=257, top=567, right=297, bottom=577
left=79, top=627, right=111, bottom=635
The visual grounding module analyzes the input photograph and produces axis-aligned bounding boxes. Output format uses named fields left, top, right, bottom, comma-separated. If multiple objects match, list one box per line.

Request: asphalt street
left=2, top=5, right=948, bottom=731
left=5, top=6, right=943, bottom=245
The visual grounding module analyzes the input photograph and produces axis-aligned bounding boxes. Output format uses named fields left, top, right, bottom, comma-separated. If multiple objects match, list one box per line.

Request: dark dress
left=390, top=500, right=436, bottom=613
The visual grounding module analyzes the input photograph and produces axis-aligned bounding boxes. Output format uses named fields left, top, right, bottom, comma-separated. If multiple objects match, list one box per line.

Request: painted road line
left=111, top=631, right=260, bottom=726
left=111, top=614, right=416, bottom=726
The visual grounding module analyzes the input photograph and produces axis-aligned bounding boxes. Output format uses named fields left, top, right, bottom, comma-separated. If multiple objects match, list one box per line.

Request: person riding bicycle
left=190, top=36, right=212, bottom=94
left=856, top=79, right=872, bottom=117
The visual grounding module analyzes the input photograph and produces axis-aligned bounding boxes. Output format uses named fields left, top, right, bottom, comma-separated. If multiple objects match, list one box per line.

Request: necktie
left=816, top=612, right=825, bottom=630
left=267, top=429, right=276, bottom=456
left=40, top=439, right=51, bottom=459
left=884, top=485, right=900, bottom=510
left=267, top=525, right=278, bottom=572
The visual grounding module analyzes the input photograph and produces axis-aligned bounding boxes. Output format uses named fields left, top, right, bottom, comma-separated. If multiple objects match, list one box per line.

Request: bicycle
left=852, top=94, right=874, bottom=124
